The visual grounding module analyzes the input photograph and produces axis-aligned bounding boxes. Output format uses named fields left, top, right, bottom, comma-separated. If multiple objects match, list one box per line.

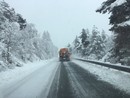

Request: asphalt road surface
left=47, top=61, right=130, bottom=98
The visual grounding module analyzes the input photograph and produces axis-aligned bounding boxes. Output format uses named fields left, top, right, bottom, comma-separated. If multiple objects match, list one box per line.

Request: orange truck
left=59, top=48, right=70, bottom=61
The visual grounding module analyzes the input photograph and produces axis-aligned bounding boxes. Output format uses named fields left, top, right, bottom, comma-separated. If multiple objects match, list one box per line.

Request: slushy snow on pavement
left=73, top=59, right=130, bottom=94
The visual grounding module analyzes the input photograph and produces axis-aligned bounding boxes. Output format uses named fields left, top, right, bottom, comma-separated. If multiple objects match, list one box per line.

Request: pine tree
left=97, top=0, right=130, bottom=65
left=79, top=29, right=90, bottom=56
left=79, top=28, right=89, bottom=48
left=16, top=14, right=26, bottom=30
left=101, top=30, right=107, bottom=41
left=73, top=36, right=81, bottom=54
left=88, top=26, right=106, bottom=60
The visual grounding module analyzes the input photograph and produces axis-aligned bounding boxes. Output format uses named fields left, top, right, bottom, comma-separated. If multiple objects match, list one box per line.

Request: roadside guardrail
left=75, top=58, right=130, bottom=73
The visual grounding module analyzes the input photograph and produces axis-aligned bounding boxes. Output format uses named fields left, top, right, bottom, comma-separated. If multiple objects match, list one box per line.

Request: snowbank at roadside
left=73, top=59, right=130, bottom=94
left=0, top=58, right=55, bottom=91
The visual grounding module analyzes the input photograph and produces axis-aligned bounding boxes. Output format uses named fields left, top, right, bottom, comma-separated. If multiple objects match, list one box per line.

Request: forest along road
left=47, top=61, right=130, bottom=98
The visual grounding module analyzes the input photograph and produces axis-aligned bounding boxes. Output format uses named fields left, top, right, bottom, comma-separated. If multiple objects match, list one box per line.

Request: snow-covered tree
left=101, top=30, right=107, bottom=41
left=0, top=0, right=58, bottom=70
left=0, top=1, right=19, bottom=64
left=78, top=29, right=90, bottom=56
left=97, top=0, right=130, bottom=65
left=79, top=29, right=89, bottom=48
left=70, top=26, right=108, bottom=60
left=86, top=26, right=106, bottom=60
left=41, top=31, right=58, bottom=58
left=72, top=36, right=81, bottom=54
left=16, top=14, right=26, bottom=30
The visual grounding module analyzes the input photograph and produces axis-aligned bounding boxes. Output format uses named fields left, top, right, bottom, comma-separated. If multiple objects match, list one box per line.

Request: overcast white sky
left=5, top=0, right=110, bottom=48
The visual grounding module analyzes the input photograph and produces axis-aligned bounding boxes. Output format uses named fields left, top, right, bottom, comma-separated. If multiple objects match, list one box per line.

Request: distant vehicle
left=59, top=48, right=70, bottom=61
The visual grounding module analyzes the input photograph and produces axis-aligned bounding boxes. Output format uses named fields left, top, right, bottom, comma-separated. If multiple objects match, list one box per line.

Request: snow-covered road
left=0, top=58, right=59, bottom=98
left=0, top=58, right=130, bottom=98
left=48, top=61, right=130, bottom=98
left=73, top=59, right=130, bottom=94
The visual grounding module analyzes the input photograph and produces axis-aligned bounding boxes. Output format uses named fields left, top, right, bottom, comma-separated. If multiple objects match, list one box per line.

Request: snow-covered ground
left=1, top=57, right=130, bottom=98
left=72, top=59, right=130, bottom=94
left=0, top=58, right=59, bottom=98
